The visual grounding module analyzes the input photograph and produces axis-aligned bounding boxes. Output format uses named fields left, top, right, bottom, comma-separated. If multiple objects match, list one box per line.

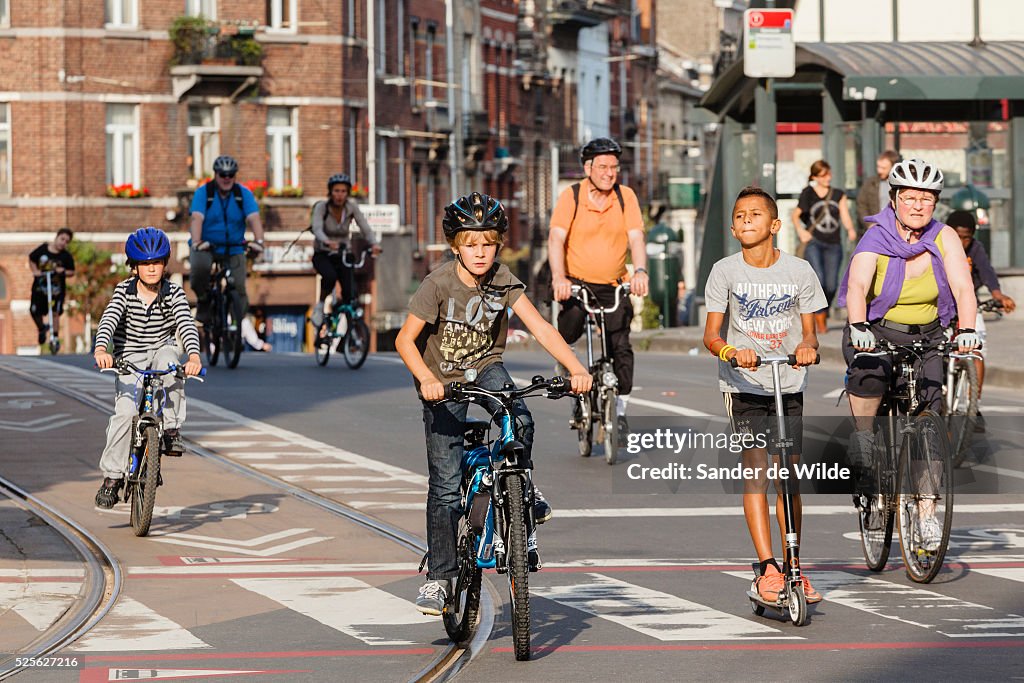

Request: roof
left=700, top=40, right=1024, bottom=115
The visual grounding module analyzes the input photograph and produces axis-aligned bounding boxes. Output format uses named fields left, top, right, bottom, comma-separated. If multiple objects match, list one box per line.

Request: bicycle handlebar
left=853, top=338, right=981, bottom=360
left=729, top=353, right=820, bottom=368
left=442, top=375, right=572, bottom=405
left=978, top=298, right=1004, bottom=313
left=100, top=360, right=206, bottom=381
left=340, top=246, right=375, bottom=269
left=569, top=282, right=631, bottom=315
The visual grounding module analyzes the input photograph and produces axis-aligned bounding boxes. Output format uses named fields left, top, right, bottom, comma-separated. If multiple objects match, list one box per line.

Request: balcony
left=169, top=16, right=263, bottom=101
left=547, top=0, right=625, bottom=33
left=424, top=102, right=452, bottom=135
left=462, top=111, right=491, bottom=145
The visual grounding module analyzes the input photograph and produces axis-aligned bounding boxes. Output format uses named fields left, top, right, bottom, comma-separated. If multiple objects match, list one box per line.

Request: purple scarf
left=836, top=206, right=956, bottom=326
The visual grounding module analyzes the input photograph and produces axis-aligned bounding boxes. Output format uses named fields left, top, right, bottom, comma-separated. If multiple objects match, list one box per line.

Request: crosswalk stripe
left=533, top=573, right=799, bottom=641
left=724, top=570, right=1024, bottom=638
left=231, top=576, right=434, bottom=645
left=70, top=596, right=211, bottom=651
left=0, top=582, right=81, bottom=630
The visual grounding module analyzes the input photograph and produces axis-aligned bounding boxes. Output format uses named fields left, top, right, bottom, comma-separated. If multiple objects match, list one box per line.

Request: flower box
left=106, top=184, right=150, bottom=199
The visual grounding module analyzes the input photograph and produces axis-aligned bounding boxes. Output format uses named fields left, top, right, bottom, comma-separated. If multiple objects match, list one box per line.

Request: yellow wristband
left=718, top=345, right=736, bottom=362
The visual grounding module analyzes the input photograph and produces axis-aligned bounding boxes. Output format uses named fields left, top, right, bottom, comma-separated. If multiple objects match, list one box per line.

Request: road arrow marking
left=0, top=413, right=82, bottom=432
left=70, top=596, right=210, bottom=651
left=149, top=528, right=332, bottom=557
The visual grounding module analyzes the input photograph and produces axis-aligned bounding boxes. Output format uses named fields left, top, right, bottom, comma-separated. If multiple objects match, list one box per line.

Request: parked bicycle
left=313, top=246, right=373, bottom=369
left=36, top=255, right=63, bottom=354
left=568, top=281, right=630, bottom=464
left=945, top=298, right=1000, bottom=466
left=439, top=372, right=572, bottom=660
left=100, top=359, right=205, bottom=536
left=854, top=338, right=955, bottom=583
left=200, top=242, right=250, bottom=369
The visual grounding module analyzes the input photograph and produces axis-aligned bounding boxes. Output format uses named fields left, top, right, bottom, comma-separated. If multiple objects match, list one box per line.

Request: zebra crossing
left=5, top=558, right=1024, bottom=652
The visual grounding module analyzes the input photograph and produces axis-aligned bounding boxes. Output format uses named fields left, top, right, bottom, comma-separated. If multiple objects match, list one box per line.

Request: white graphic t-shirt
left=705, top=251, right=827, bottom=395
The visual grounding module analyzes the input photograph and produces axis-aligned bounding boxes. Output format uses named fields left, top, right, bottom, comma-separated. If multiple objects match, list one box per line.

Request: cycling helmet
left=328, top=173, right=352, bottom=190
left=212, top=155, right=239, bottom=176
left=580, top=137, right=622, bottom=164
left=126, top=227, right=171, bottom=263
left=888, top=158, right=944, bottom=193
left=442, top=192, right=508, bottom=240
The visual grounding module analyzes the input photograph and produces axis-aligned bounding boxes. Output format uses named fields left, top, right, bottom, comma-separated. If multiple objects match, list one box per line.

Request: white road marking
left=254, top=463, right=363, bottom=471
left=347, top=501, right=423, bottom=510
left=560, top=504, right=1024, bottom=518
left=92, top=669, right=278, bottom=680
left=313, top=487, right=423, bottom=495
left=281, top=475, right=399, bottom=483
left=231, top=576, right=434, bottom=645
left=970, top=567, right=1024, bottom=584
left=0, top=413, right=82, bottom=432
left=71, top=596, right=210, bottom=651
left=978, top=406, right=1024, bottom=414
left=533, top=573, right=798, bottom=640
left=149, top=528, right=332, bottom=557
left=823, top=388, right=845, bottom=398
left=0, top=582, right=81, bottom=630
left=972, top=464, right=1024, bottom=481
left=725, top=569, right=1024, bottom=638
left=509, top=373, right=714, bottom=418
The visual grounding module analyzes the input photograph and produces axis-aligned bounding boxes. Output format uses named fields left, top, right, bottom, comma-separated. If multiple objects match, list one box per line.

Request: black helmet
left=442, top=192, right=508, bottom=240
left=328, top=173, right=352, bottom=191
left=580, top=137, right=622, bottom=164
left=212, top=155, right=238, bottom=176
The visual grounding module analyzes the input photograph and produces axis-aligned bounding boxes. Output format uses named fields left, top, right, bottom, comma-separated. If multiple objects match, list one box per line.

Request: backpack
left=568, top=182, right=625, bottom=232
left=203, top=180, right=244, bottom=215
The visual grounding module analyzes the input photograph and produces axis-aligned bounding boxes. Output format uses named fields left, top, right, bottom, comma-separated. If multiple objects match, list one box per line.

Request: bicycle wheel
left=314, top=321, right=332, bottom=366
left=897, top=411, right=954, bottom=583
left=343, top=318, right=370, bottom=369
left=202, top=296, right=221, bottom=367
left=443, top=522, right=482, bottom=643
left=130, top=426, right=161, bottom=537
left=948, top=359, right=979, bottom=467
left=603, top=391, right=618, bottom=465
left=504, top=475, right=531, bottom=661
left=576, top=393, right=593, bottom=457
left=859, top=423, right=896, bottom=572
left=222, top=294, right=243, bottom=369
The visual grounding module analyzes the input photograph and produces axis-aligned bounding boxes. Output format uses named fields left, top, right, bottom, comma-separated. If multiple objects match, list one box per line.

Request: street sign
left=743, top=8, right=795, bottom=78
left=359, top=203, right=401, bottom=238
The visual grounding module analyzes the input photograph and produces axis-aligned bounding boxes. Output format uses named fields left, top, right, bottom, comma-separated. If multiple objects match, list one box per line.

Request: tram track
left=0, top=360, right=494, bottom=682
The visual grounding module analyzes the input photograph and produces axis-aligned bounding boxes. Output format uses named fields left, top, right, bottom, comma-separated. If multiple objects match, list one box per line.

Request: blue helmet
left=126, top=227, right=171, bottom=263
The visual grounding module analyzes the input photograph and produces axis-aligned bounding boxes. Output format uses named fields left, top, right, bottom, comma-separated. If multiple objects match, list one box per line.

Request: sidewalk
left=626, top=313, right=1024, bottom=389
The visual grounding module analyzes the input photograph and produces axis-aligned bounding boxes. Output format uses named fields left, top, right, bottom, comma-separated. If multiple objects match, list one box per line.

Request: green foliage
left=169, top=15, right=211, bottom=66
left=65, top=240, right=129, bottom=333
left=230, top=36, right=263, bottom=66
left=169, top=15, right=263, bottom=67
left=640, top=297, right=662, bottom=330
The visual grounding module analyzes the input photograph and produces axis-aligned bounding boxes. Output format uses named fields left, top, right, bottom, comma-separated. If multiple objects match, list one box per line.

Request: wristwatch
left=634, top=267, right=648, bottom=275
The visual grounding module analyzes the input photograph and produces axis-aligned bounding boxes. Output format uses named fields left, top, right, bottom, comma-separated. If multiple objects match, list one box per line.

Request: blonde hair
left=449, top=229, right=504, bottom=248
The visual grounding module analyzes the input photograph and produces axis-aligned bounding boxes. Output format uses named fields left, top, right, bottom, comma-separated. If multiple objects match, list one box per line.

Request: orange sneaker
left=801, top=575, right=823, bottom=604
left=755, top=565, right=785, bottom=603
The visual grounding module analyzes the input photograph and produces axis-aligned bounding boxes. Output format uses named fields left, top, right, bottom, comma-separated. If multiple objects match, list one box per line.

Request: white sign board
left=359, top=204, right=401, bottom=239
left=743, top=8, right=795, bottom=79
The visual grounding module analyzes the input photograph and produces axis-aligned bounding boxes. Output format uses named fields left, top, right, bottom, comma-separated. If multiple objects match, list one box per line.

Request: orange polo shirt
left=550, top=179, right=644, bottom=284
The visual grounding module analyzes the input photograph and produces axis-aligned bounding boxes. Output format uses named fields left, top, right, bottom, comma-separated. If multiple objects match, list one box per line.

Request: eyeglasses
left=592, top=164, right=620, bottom=174
left=218, top=172, right=236, bottom=179
left=898, top=194, right=936, bottom=207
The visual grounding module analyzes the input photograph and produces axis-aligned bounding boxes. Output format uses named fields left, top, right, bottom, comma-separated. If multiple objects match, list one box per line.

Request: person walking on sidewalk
left=856, top=150, right=900, bottom=238
left=792, top=159, right=857, bottom=334
left=548, top=137, right=649, bottom=436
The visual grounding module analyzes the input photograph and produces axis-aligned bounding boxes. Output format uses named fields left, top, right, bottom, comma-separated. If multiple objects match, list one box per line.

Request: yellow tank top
left=871, top=235, right=947, bottom=324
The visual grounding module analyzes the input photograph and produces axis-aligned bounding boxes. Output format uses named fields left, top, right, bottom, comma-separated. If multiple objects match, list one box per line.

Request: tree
left=66, top=240, right=129, bottom=348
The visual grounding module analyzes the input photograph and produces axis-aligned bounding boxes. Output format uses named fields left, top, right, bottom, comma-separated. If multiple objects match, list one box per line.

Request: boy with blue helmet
left=93, top=227, right=203, bottom=509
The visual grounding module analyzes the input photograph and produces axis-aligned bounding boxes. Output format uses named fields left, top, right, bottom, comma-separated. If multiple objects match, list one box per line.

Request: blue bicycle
left=440, top=373, right=571, bottom=660
left=314, top=247, right=372, bottom=369
left=101, top=359, right=205, bottom=536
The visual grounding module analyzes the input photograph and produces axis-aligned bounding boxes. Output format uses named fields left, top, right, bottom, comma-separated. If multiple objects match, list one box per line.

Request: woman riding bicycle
left=310, top=173, right=380, bottom=328
left=837, top=158, right=978, bottom=551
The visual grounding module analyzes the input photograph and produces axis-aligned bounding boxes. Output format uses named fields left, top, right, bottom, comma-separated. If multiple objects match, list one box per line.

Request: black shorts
left=842, top=322, right=944, bottom=413
left=723, top=391, right=804, bottom=455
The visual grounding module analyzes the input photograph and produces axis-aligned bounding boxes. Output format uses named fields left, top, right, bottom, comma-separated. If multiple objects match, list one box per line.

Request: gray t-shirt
left=408, top=260, right=525, bottom=386
left=705, top=251, right=827, bottom=395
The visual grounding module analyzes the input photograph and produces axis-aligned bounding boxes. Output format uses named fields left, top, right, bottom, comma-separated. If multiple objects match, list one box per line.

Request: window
left=396, top=0, right=405, bottom=77
left=105, top=0, right=137, bottom=28
left=376, top=0, right=386, bottom=75
left=188, top=105, right=219, bottom=180
left=266, top=106, right=298, bottom=189
left=346, top=0, right=355, bottom=37
left=425, top=25, right=435, bottom=102
left=348, top=108, right=358, bottom=179
left=409, top=18, right=419, bottom=103
left=185, top=0, right=216, bottom=19
left=0, top=104, right=9, bottom=195
left=1, top=0, right=9, bottom=28
left=266, top=0, right=297, bottom=32
left=105, top=104, right=140, bottom=188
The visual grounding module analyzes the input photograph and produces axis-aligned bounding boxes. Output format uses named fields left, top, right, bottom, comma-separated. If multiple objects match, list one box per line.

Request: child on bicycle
left=946, top=209, right=1016, bottom=431
left=702, top=187, right=826, bottom=605
left=93, top=227, right=203, bottom=509
left=395, top=192, right=591, bottom=615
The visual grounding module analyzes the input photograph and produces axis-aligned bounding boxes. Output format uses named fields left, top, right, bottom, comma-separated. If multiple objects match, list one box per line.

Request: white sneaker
left=311, top=302, right=325, bottom=328
left=415, top=580, right=448, bottom=616
left=918, top=515, right=943, bottom=552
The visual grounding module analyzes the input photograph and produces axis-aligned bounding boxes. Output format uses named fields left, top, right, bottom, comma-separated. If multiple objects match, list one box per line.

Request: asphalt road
left=2, top=350, right=1024, bottom=682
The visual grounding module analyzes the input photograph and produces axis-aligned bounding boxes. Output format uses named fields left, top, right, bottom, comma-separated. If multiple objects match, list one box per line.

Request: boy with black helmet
left=396, top=192, right=591, bottom=616
left=93, top=227, right=203, bottom=509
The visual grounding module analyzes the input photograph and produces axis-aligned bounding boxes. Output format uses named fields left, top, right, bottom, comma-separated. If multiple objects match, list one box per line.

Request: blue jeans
left=804, top=239, right=842, bottom=310
left=421, top=362, right=535, bottom=580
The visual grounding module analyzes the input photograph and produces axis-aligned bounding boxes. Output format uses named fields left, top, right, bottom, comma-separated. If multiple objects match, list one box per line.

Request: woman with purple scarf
left=836, top=158, right=979, bottom=553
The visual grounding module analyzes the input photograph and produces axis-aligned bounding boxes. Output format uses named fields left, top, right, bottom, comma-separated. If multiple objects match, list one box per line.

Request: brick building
left=0, top=0, right=655, bottom=354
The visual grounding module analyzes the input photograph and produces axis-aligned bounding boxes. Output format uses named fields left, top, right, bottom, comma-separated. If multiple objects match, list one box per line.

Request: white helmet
left=888, top=158, right=944, bottom=193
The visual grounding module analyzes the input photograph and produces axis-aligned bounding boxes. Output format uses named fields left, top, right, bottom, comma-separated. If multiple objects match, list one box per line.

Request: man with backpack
left=189, top=155, right=265, bottom=325
left=548, top=137, right=649, bottom=434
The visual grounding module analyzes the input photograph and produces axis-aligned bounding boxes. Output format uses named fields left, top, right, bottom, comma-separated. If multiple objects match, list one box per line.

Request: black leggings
left=557, top=281, right=635, bottom=395
left=312, top=252, right=354, bottom=303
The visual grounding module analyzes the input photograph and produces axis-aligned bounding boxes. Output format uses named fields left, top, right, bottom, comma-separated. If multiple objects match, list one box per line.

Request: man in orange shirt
left=548, top=137, right=649, bottom=434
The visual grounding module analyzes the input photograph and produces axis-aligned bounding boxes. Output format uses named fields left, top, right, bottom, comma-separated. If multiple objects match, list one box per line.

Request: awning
left=701, top=40, right=1024, bottom=115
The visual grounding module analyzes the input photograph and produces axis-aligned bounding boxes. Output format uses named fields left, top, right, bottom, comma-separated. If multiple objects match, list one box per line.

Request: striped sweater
left=94, top=277, right=201, bottom=357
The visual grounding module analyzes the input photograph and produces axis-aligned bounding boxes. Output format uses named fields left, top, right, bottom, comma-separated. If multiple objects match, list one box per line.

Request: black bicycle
left=568, top=282, right=630, bottom=464
left=314, top=247, right=373, bottom=369
left=439, top=372, right=572, bottom=660
left=945, top=299, right=1001, bottom=467
left=200, top=243, right=249, bottom=369
left=854, top=339, right=955, bottom=583
left=100, top=359, right=205, bottom=536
